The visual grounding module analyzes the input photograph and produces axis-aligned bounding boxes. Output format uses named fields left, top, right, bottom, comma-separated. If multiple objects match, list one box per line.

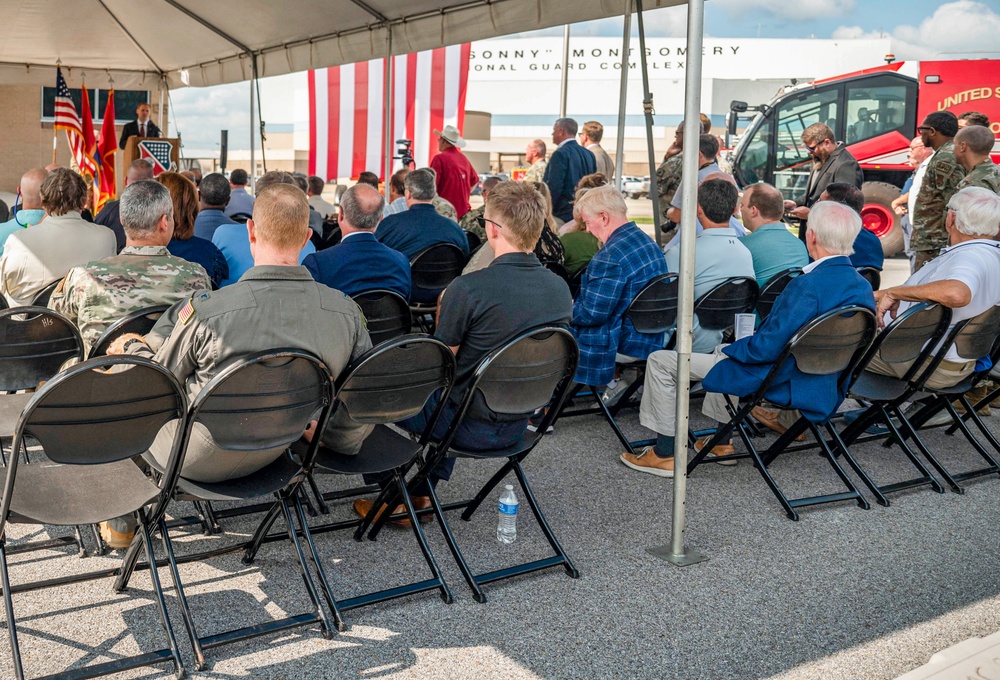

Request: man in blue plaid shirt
left=570, top=185, right=668, bottom=388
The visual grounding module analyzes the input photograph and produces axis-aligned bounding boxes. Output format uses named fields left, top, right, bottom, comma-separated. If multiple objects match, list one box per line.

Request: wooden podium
left=120, top=137, right=180, bottom=192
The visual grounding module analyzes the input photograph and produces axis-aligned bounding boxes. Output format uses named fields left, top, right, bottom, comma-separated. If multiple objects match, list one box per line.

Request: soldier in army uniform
left=50, top=180, right=211, bottom=349
left=458, top=176, right=503, bottom=241
left=955, top=124, right=1000, bottom=195
left=656, top=115, right=712, bottom=237
left=101, top=182, right=372, bottom=548
left=912, top=111, right=967, bottom=270
left=523, top=139, right=548, bottom=183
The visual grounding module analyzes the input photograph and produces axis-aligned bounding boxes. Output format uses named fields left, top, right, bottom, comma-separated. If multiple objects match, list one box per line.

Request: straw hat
left=434, top=125, right=466, bottom=148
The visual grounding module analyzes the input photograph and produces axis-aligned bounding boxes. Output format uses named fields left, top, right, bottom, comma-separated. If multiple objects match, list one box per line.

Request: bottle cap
left=505, top=484, right=513, bottom=490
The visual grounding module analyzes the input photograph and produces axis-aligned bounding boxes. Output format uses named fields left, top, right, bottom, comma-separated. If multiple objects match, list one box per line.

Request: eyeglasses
left=484, top=217, right=506, bottom=231
left=916, top=126, right=935, bottom=133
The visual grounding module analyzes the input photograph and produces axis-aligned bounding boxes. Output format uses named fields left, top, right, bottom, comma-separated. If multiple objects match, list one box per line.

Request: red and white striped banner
left=308, top=44, right=471, bottom=181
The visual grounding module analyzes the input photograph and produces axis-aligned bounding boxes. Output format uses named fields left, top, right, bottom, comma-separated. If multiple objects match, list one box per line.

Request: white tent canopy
left=1, top=0, right=683, bottom=89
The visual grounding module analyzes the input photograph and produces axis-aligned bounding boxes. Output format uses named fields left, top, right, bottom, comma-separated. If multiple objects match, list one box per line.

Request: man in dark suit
left=544, top=117, right=597, bottom=223
left=622, top=201, right=875, bottom=478
left=784, top=122, right=863, bottom=240
left=302, top=183, right=411, bottom=300
left=118, top=102, right=161, bottom=150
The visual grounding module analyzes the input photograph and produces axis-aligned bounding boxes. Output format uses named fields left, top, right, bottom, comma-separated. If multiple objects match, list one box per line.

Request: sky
left=169, top=0, right=1000, bottom=151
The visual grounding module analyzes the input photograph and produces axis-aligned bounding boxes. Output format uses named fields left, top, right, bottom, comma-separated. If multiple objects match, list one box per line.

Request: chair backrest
left=950, top=305, right=1000, bottom=364
left=335, top=336, right=455, bottom=430
left=89, top=304, right=169, bottom=358
left=0, top=307, right=84, bottom=391
left=624, top=273, right=678, bottom=334
left=694, top=277, right=759, bottom=331
left=32, top=280, right=61, bottom=307
left=543, top=260, right=569, bottom=282
left=856, top=266, right=881, bottom=291
left=0, top=356, right=187, bottom=531
left=567, top=267, right=585, bottom=299
left=409, top=243, right=468, bottom=294
left=756, top=268, right=802, bottom=321
left=465, top=229, right=483, bottom=253
left=188, top=349, right=333, bottom=453
left=351, top=290, right=413, bottom=347
left=855, top=302, right=951, bottom=383
left=788, top=306, right=877, bottom=376
left=229, top=212, right=253, bottom=224
left=0, top=295, right=8, bottom=312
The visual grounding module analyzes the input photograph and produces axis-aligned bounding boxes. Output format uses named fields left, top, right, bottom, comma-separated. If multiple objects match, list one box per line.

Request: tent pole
left=634, top=0, right=661, bottom=246
left=383, top=28, right=394, bottom=186
left=559, top=25, right=570, bottom=118
left=613, top=0, right=631, bottom=190
left=646, top=0, right=708, bottom=568
left=249, top=58, right=256, bottom=193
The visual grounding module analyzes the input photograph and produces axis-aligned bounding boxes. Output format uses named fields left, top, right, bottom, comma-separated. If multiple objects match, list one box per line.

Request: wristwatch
left=121, top=337, right=145, bottom=353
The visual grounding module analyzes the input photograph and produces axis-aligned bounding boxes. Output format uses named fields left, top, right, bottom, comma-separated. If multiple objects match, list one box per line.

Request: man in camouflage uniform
left=955, top=124, right=1000, bottom=195
left=911, top=111, right=966, bottom=270
left=523, top=139, right=547, bottom=183
left=656, top=116, right=712, bottom=236
left=458, top=176, right=503, bottom=241
left=50, top=180, right=210, bottom=349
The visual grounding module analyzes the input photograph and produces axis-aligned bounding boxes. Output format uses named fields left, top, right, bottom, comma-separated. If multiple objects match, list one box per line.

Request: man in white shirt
left=0, top=169, right=115, bottom=307
left=892, top=137, right=935, bottom=271
left=874, top=187, right=1000, bottom=389
left=383, top=169, right=409, bottom=217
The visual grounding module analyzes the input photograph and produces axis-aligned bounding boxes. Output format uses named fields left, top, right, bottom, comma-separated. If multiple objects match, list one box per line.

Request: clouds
left=713, top=0, right=855, bottom=22
left=833, top=0, right=1000, bottom=59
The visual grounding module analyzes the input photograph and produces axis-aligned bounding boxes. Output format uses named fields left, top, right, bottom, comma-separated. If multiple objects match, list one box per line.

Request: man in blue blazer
left=571, top=185, right=668, bottom=388
left=544, top=118, right=597, bottom=223
left=302, top=184, right=411, bottom=300
left=622, top=201, right=875, bottom=478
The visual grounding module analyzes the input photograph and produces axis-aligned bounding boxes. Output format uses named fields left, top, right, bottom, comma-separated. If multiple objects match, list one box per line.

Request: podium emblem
left=138, top=140, right=175, bottom=176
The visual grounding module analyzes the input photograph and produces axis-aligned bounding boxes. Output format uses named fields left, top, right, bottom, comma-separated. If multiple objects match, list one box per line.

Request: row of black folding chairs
left=0, top=325, right=580, bottom=678
left=686, top=302, right=1000, bottom=520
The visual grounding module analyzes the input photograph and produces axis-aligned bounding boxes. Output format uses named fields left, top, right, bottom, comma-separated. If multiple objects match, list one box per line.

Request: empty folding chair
left=113, top=349, right=338, bottom=671
left=89, top=304, right=169, bottom=358
left=688, top=306, right=877, bottom=520
left=0, top=355, right=187, bottom=679
left=351, top=289, right=413, bottom=347
left=756, top=268, right=802, bottom=322
left=288, top=336, right=457, bottom=618
left=833, top=302, right=953, bottom=503
left=391, top=326, right=579, bottom=602
left=409, top=243, right=468, bottom=331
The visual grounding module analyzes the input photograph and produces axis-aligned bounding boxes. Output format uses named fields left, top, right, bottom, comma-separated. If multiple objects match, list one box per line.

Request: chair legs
left=905, top=396, right=1000, bottom=493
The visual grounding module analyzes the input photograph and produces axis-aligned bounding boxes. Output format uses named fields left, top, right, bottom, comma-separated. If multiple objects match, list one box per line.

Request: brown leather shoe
left=353, top=497, right=433, bottom=527
left=411, top=496, right=433, bottom=524
left=751, top=406, right=805, bottom=441
left=99, top=521, right=136, bottom=550
left=619, top=446, right=675, bottom=478
left=694, top=438, right=737, bottom=466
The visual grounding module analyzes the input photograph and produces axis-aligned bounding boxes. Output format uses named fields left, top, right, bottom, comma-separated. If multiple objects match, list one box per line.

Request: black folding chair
left=0, top=296, right=8, bottom=311
left=888, top=305, right=1000, bottom=493
left=31, top=280, right=61, bottom=307
left=833, top=302, right=953, bottom=503
left=89, top=304, right=169, bottom=358
left=688, top=305, right=877, bottom=520
left=351, top=290, right=413, bottom=346
left=756, top=268, right=802, bottom=321
left=0, top=356, right=188, bottom=680
left=113, top=349, right=338, bottom=671
left=293, top=336, right=456, bottom=617
left=393, top=327, right=579, bottom=603
left=566, top=266, right=585, bottom=299
left=464, top=229, right=483, bottom=253
left=228, top=211, right=253, bottom=224
left=856, top=266, right=881, bottom=291
left=560, top=274, right=678, bottom=455
left=693, top=276, right=760, bottom=343
left=408, top=243, right=468, bottom=331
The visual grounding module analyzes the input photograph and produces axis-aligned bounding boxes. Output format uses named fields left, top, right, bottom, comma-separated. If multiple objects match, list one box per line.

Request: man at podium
left=118, top=102, right=161, bottom=149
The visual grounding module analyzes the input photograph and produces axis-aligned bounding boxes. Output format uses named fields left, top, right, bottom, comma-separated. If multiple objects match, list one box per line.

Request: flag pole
left=52, top=60, right=60, bottom=165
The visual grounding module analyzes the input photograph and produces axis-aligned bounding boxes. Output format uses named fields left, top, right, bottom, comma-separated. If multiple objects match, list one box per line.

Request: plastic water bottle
left=497, top=484, right=518, bottom=544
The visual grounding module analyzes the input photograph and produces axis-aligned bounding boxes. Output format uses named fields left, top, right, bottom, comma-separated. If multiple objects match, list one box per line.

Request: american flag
left=53, top=67, right=96, bottom=176
left=308, top=44, right=471, bottom=180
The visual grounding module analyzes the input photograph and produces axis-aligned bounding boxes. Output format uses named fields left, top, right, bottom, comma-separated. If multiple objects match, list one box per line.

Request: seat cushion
left=0, top=393, right=34, bottom=439
left=314, top=424, right=420, bottom=475
left=10, top=458, right=159, bottom=526
left=849, top=370, right=909, bottom=402
left=172, top=452, right=302, bottom=502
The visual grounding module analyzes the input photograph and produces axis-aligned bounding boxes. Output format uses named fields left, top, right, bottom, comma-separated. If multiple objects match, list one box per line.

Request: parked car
left=621, top=176, right=645, bottom=199
left=640, top=175, right=651, bottom=197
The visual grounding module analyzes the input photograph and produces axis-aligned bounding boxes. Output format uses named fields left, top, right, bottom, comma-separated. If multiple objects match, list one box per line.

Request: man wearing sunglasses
left=911, top=111, right=966, bottom=271
left=783, top=123, right=863, bottom=239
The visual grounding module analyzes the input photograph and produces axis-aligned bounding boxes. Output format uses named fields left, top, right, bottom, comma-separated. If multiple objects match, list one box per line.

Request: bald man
left=94, top=158, right=156, bottom=252
left=0, top=168, right=49, bottom=255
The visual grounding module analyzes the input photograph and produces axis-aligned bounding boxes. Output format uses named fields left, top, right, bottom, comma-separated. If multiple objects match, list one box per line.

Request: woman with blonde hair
left=157, top=172, right=228, bottom=288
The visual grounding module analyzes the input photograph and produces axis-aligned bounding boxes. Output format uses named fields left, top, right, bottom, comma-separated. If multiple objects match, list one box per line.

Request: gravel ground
left=1, top=401, right=998, bottom=680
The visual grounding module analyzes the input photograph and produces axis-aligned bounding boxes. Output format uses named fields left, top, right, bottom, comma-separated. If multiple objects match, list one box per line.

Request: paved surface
left=2, top=396, right=1000, bottom=679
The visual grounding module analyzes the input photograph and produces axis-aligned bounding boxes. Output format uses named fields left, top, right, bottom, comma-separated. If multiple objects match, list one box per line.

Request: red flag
left=96, top=89, right=117, bottom=213
left=79, top=83, right=98, bottom=208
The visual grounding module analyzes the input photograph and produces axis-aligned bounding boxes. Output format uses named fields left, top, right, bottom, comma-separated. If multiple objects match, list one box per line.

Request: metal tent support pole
left=613, top=0, right=632, bottom=191
left=634, top=0, right=662, bottom=246
left=559, top=25, right=570, bottom=118
left=646, top=0, right=708, bottom=568
left=383, top=28, right=394, bottom=184
left=249, top=64, right=256, bottom=192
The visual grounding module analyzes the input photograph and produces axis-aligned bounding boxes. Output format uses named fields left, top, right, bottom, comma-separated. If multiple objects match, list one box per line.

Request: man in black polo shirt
left=354, top=180, right=573, bottom=522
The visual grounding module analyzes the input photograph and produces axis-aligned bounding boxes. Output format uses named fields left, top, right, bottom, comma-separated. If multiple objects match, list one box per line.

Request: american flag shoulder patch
left=178, top=299, right=196, bottom=325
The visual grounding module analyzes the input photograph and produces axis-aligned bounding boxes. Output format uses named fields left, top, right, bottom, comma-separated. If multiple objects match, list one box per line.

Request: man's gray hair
left=948, top=186, right=1000, bottom=238
left=529, top=138, right=547, bottom=157
left=554, top=117, right=578, bottom=136
left=340, top=183, right=384, bottom=231
left=120, top=180, right=172, bottom=238
left=404, top=168, right=437, bottom=201
left=807, top=201, right=859, bottom=256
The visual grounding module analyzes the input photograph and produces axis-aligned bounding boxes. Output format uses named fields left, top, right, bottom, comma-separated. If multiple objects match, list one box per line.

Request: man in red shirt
left=430, top=125, right=478, bottom=219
